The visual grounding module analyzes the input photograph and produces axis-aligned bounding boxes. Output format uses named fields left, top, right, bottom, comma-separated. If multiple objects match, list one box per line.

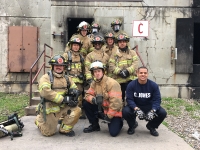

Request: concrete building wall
left=0, top=0, right=198, bottom=99
left=51, top=1, right=193, bottom=98
left=0, top=0, right=51, bottom=93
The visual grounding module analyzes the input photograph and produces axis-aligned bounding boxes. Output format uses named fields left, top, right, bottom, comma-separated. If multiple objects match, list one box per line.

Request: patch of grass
left=161, top=97, right=200, bottom=120
left=162, top=121, right=168, bottom=127
left=0, top=92, right=29, bottom=122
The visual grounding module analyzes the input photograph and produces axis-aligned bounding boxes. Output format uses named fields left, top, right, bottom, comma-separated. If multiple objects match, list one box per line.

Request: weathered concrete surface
left=0, top=116, right=194, bottom=150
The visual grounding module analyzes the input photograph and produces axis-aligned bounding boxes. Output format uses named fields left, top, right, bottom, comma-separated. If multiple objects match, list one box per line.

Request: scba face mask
left=92, top=28, right=98, bottom=34
left=113, top=25, right=120, bottom=32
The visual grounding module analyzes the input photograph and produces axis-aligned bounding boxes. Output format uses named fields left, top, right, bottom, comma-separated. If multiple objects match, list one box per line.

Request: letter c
left=138, top=23, right=143, bottom=34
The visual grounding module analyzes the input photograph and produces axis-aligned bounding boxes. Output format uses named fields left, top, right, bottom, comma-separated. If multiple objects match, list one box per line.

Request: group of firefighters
left=34, top=18, right=167, bottom=138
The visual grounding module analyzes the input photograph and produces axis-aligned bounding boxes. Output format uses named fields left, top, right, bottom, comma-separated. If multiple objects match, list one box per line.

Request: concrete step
left=30, top=97, right=41, bottom=105
left=33, top=90, right=40, bottom=97
left=25, top=105, right=37, bottom=116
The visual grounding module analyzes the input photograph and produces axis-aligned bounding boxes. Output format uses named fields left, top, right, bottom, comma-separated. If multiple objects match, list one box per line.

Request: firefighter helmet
left=90, top=21, right=101, bottom=33
left=116, top=33, right=130, bottom=42
left=90, top=61, right=104, bottom=71
left=91, top=35, right=105, bottom=44
left=77, top=21, right=90, bottom=32
left=110, top=18, right=122, bottom=27
left=68, top=37, right=83, bottom=48
left=48, top=55, right=67, bottom=66
left=104, top=31, right=115, bottom=39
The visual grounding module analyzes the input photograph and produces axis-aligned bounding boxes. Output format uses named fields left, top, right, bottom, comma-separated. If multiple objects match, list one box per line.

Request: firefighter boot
left=127, top=121, right=138, bottom=135
left=146, top=124, right=159, bottom=136
left=83, top=122, right=100, bottom=133
left=59, top=130, right=75, bottom=137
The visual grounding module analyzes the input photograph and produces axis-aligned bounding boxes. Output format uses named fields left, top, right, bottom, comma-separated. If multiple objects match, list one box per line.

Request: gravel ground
left=165, top=112, right=200, bottom=150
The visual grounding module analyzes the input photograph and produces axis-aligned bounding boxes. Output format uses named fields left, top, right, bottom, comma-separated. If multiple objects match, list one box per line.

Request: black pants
left=120, top=81, right=131, bottom=102
left=122, top=105, right=167, bottom=128
left=83, top=100, right=123, bottom=137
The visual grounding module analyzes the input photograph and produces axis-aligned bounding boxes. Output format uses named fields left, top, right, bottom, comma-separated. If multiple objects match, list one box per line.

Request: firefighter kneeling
left=83, top=61, right=123, bottom=137
left=35, top=54, right=81, bottom=137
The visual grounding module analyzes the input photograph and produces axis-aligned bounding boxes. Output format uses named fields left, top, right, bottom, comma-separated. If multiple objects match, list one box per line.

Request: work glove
left=92, top=94, right=103, bottom=105
left=68, top=89, right=81, bottom=101
left=102, top=115, right=111, bottom=124
left=146, top=110, right=157, bottom=121
left=62, top=96, right=78, bottom=107
left=98, top=113, right=111, bottom=124
left=135, top=108, right=145, bottom=120
left=119, top=69, right=130, bottom=78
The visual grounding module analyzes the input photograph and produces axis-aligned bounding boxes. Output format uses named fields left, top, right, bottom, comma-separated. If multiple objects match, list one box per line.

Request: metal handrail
left=132, top=45, right=145, bottom=66
left=29, top=44, right=53, bottom=106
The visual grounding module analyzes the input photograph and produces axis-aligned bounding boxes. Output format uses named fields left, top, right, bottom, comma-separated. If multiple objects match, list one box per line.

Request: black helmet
left=68, top=37, right=83, bottom=50
left=48, top=55, right=67, bottom=66
left=116, top=33, right=130, bottom=42
left=90, top=22, right=101, bottom=33
left=104, top=32, right=115, bottom=40
left=110, top=18, right=122, bottom=27
left=91, top=35, right=105, bottom=44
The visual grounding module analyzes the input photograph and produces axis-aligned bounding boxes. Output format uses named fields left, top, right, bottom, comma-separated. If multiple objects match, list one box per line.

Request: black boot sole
left=83, top=128, right=100, bottom=133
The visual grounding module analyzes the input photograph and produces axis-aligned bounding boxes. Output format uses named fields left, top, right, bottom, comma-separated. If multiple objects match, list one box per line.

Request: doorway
left=67, top=18, right=94, bottom=41
left=193, top=23, right=200, bottom=64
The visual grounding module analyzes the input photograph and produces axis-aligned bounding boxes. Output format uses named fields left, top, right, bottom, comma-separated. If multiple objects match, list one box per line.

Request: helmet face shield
left=113, top=25, right=120, bottom=32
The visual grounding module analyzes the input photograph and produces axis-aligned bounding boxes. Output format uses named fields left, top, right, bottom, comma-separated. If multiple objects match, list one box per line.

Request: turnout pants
left=83, top=100, right=123, bottom=137
left=35, top=106, right=81, bottom=136
left=76, top=83, right=84, bottom=108
left=122, top=106, right=167, bottom=129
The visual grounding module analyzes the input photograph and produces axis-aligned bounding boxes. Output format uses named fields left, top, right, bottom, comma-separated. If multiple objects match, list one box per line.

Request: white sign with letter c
left=132, top=21, right=149, bottom=37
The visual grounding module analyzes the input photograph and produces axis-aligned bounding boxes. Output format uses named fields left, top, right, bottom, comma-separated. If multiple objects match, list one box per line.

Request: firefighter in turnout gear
left=111, top=18, right=124, bottom=38
left=85, top=35, right=109, bottom=85
left=83, top=61, right=123, bottom=137
left=65, top=21, right=93, bottom=59
left=35, top=55, right=81, bottom=137
left=87, top=21, right=101, bottom=39
left=102, top=32, right=118, bottom=77
left=63, top=37, right=86, bottom=119
left=102, top=31, right=118, bottom=58
left=109, top=33, right=139, bottom=102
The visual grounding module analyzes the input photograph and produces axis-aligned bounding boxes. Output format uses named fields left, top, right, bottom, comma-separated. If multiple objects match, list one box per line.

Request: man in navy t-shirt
left=122, top=66, right=167, bottom=136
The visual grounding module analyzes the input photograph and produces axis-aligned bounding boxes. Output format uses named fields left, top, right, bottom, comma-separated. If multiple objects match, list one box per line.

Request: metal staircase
left=25, top=44, right=53, bottom=116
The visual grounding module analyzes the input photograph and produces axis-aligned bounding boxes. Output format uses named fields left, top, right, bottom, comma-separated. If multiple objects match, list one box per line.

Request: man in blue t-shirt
left=122, top=66, right=167, bottom=136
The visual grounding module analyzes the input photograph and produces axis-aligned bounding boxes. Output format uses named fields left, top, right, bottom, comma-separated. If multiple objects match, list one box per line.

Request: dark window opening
left=67, top=18, right=94, bottom=41
left=193, top=23, right=200, bottom=64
